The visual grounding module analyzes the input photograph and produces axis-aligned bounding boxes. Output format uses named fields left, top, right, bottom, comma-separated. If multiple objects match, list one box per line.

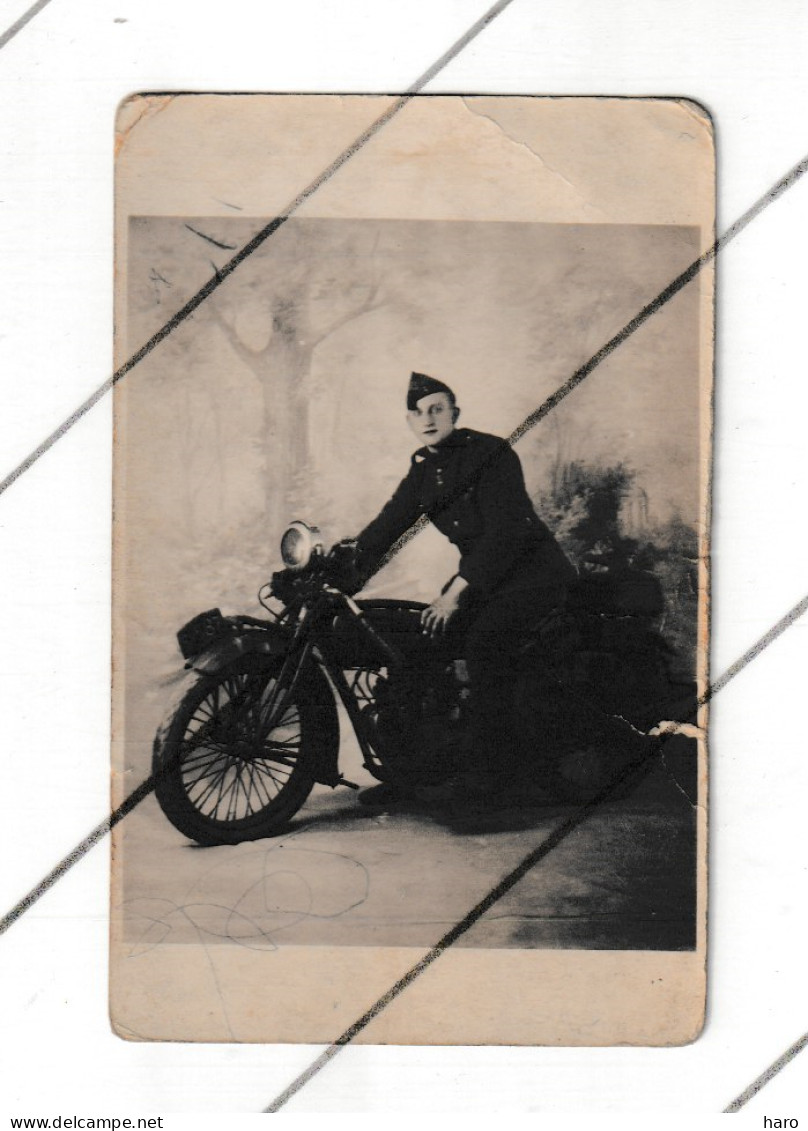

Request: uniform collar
left=413, top=428, right=470, bottom=462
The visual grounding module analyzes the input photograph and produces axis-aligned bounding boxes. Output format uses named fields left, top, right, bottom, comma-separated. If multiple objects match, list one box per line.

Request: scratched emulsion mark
left=120, top=845, right=370, bottom=956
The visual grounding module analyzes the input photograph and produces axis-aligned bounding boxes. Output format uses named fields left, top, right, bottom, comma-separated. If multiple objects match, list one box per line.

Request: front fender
left=187, top=616, right=290, bottom=675
left=180, top=616, right=341, bottom=788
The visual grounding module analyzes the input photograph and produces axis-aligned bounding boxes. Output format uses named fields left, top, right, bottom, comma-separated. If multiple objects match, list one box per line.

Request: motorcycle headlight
left=280, top=521, right=324, bottom=571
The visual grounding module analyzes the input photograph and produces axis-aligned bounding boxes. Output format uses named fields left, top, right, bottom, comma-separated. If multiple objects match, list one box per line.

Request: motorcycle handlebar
left=269, top=540, right=365, bottom=604
left=325, top=538, right=364, bottom=595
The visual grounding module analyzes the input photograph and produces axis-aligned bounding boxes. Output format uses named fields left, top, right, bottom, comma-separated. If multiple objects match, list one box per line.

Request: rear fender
left=181, top=618, right=341, bottom=788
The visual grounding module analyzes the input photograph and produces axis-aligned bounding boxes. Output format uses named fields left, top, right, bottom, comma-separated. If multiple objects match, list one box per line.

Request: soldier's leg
left=463, top=584, right=565, bottom=789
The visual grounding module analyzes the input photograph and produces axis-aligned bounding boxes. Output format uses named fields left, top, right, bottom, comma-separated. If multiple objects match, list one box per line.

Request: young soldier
left=354, top=371, right=574, bottom=805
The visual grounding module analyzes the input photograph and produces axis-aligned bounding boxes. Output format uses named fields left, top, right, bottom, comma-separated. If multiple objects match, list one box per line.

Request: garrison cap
left=407, top=371, right=456, bottom=410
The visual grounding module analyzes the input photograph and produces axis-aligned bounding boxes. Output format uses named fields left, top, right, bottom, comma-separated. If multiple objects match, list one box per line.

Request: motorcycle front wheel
left=153, top=654, right=319, bottom=845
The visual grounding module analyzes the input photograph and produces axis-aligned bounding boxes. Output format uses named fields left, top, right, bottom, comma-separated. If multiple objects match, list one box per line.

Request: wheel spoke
left=182, top=750, right=229, bottom=791
left=228, top=764, right=250, bottom=818
left=238, top=761, right=260, bottom=813
left=178, top=700, right=235, bottom=759
left=256, top=750, right=294, bottom=774
left=181, top=729, right=229, bottom=759
left=253, top=758, right=291, bottom=792
left=186, top=773, right=228, bottom=818
left=246, top=761, right=274, bottom=808
left=237, top=764, right=262, bottom=818
left=188, top=763, right=231, bottom=814
left=216, top=763, right=241, bottom=820
left=189, top=699, right=216, bottom=725
left=257, top=756, right=292, bottom=784
left=260, top=748, right=300, bottom=767
left=269, top=704, right=299, bottom=728
left=262, top=729, right=301, bottom=748
left=255, top=768, right=284, bottom=797
left=229, top=765, right=249, bottom=820
left=161, top=659, right=317, bottom=831
left=221, top=769, right=240, bottom=822
left=205, top=766, right=227, bottom=819
left=222, top=673, right=242, bottom=701
left=208, top=765, right=231, bottom=821
left=248, top=759, right=282, bottom=793
left=180, top=744, right=229, bottom=773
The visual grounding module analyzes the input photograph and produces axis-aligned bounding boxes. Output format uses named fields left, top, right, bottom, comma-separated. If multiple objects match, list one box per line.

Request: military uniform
left=356, top=423, right=574, bottom=783
left=357, top=427, right=572, bottom=595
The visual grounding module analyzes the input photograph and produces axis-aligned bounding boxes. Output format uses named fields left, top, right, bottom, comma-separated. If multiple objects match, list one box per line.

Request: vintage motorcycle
left=152, top=521, right=688, bottom=846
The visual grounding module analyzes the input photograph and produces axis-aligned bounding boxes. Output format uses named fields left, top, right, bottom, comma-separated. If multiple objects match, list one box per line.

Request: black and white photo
left=111, top=94, right=713, bottom=1045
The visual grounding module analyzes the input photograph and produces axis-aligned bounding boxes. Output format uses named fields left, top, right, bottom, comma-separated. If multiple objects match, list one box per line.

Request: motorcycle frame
left=180, top=582, right=441, bottom=786
left=305, top=588, right=409, bottom=776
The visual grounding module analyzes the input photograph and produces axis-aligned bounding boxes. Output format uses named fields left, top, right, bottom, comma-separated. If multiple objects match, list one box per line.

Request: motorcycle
left=152, top=521, right=689, bottom=846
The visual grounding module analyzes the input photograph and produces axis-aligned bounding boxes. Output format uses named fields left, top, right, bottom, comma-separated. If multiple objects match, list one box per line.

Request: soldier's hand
left=421, top=589, right=461, bottom=637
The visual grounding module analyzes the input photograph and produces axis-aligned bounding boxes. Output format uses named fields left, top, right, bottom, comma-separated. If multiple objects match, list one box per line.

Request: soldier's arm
left=354, top=463, right=424, bottom=576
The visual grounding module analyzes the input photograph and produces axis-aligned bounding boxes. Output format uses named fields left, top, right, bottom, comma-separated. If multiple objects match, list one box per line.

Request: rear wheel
left=510, top=664, right=653, bottom=804
left=153, top=655, right=319, bottom=845
left=542, top=718, right=654, bottom=803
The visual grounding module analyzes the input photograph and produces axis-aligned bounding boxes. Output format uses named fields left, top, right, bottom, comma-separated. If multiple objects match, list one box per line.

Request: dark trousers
left=450, top=578, right=568, bottom=781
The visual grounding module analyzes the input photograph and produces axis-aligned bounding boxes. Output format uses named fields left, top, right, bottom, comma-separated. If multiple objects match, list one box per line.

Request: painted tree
left=187, top=220, right=405, bottom=535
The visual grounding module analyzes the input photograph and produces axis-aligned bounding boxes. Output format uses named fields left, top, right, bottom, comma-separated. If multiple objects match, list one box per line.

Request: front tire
left=153, top=654, right=320, bottom=845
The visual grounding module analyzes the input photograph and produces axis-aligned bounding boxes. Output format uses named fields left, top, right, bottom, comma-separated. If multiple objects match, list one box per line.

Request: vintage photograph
left=111, top=96, right=712, bottom=1044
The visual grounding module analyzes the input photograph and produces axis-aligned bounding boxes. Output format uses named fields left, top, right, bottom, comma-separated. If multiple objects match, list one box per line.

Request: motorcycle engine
left=361, top=663, right=468, bottom=786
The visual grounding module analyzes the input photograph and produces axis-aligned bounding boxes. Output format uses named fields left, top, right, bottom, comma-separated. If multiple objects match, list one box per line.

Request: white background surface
left=0, top=0, right=806, bottom=1118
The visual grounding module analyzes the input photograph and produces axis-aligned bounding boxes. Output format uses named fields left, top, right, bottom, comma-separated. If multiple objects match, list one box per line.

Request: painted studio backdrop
left=114, top=215, right=703, bottom=953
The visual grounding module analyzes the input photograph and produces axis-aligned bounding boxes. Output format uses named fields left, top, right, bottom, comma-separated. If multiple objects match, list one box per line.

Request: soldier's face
left=407, top=393, right=458, bottom=448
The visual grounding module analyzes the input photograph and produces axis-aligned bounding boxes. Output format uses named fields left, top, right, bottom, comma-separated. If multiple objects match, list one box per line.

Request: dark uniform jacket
left=356, top=428, right=574, bottom=598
